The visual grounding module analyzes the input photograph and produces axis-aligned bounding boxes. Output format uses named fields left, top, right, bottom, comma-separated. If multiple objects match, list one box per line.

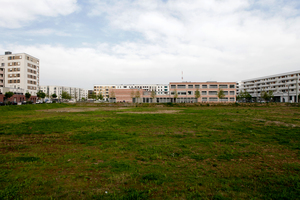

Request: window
left=230, top=85, right=235, bottom=88
left=171, top=85, right=176, bottom=89
left=188, top=85, right=193, bottom=88
left=209, top=97, right=218, bottom=101
left=230, top=97, right=235, bottom=101
left=230, top=91, right=235, bottom=95
left=202, top=91, right=207, bottom=95
left=202, top=85, right=207, bottom=88
left=188, top=91, right=193, bottom=95
left=178, top=91, right=186, bottom=95
left=209, top=85, right=218, bottom=88
left=1, top=63, right=4, bottom=66
left=202, top=97, right=207, bottom=101
left=219, top=85, right=228, bottom=89
left=223, top=91, right=228, bottom=95
left=177, top=85, right=186, bottom=89
left=195, top=85, right=200, bottom=88
left=219, top=97, right=228, bottom=102
left=209, top=91, right=217, bottom=95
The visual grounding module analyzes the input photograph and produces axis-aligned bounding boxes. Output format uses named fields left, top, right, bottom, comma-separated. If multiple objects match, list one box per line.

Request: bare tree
left=150, top=90, right=156, bottom=103
left=135, top=90, right=141, bottom=103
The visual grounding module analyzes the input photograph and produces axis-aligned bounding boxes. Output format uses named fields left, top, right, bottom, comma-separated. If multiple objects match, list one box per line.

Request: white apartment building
left=0, top=51, right=39, bottom=95
left=39, top=85, right=87, bottom=101
left=116, top=84, right=169, bottom=95
left=239, top=70, right=300, bottom=102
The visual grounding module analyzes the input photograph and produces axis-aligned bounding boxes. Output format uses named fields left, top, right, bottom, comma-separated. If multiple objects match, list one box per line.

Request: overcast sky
left=0, top=0, right=300, bottom=89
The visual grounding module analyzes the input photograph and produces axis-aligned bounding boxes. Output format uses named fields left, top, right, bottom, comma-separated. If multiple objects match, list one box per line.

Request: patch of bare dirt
left=264, top=120, right=298, bottom=127
left=119, top=110, right=180, bottom=114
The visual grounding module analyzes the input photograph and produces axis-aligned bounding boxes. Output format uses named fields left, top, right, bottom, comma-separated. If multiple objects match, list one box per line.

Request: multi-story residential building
left=0, top=51, right=39, bottom=96
left=169, top=81, right=236, bottom=103
left=238, top=70, right=300, bottom=102
left=116, top=84, right=169, bottom=95
left=93, top=85, right=116, bottom=100
left=39, top=85, right=86, bottom=101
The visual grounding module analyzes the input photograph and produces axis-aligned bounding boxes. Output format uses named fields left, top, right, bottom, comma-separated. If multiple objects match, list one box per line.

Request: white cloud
left=25, top=29, right=72, bottom=37
left=1, top=0, right=300, bottom=89
left=0, top=0, right=79, bottom=28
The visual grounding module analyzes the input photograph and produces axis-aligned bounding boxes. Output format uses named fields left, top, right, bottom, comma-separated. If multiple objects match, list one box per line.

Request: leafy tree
left=173, top=89, right=178, bottom=103
left=262, top=90, right=274, bottom=102
left=237, top=90, right=252, bottom=102
left=195, top=89, right=201, bottom=101
left=51, top=94, right=57, bottom=99
left=62, top=91, right=71, bottom=100
left=217, top=89, right=225, bottom=101
left=37, top=90, right=46, bottom=99
left=89, top=92, right=97, bottom=100
left=25, top=92, right=31, bottom=100
left=5, top=91, right=14, bottom=99
left=150, top=90, right=156, bottom=103
left=98, top=93, right=103, bottom=100
left=244, top=90, right=252, bottom=102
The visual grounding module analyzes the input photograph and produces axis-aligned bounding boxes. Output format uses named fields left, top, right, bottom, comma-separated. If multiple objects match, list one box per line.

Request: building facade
left=39, top=85, right=86, bottom=101
left=238, top=70, right=300, bottom=102
left=0, top=51, right=39, bottom=96
left=169, top=81, right=236, bottom=103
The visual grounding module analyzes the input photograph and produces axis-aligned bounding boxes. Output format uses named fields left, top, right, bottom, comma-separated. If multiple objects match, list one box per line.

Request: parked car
left=22, top=101, right=27, bottom=105
left=0, top=102, right=4, bottom=106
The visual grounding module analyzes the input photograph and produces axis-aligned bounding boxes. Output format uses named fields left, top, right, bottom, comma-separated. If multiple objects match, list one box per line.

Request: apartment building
left=169, top=82, right=236, bottom=103
left=93, top=85, right=116, bottom=100
left=238, top=70, right=300, bottom=102
left=116, top=84, right=169, bottom=95
left=0, top=51, right=39, bottom=96
left=39, top=85, right=86, bottom=101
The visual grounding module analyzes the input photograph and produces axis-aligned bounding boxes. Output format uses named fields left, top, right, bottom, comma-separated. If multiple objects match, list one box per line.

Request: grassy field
left=0, top=103, right=300, bottom=199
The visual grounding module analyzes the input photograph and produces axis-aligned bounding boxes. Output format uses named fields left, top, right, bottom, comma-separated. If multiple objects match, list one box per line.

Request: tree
left=262, top=90, right=274, bottom=102
left=130, top=90, right=135, bottom=101
left=237, top=90, right=252, bottom=102
left=51, top=94, right=57, bottom=99
left=150, top=90, right=156, bottom=103
left=217, top=89, right=225, bottom=101
left=110, top=90, right=115, bottom=98
left=98, top=93, right=103, bottom=100
left=135, top=90, right=141, bottom=103
left=195, top=88, right=201, bottom=102
left=173, top=89, right=178, bottom=103
left=244, top=90, right=252, bottom=102
left=4, top=91, right=14, bottom=102
left=37, top=90, right=46, bottom=100
left=61, top=91, right=71, bottom=101
left=25, top=92, right=31, bottom=101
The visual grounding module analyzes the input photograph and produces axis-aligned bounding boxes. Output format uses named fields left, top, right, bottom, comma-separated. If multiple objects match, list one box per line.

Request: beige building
left=0, top=51, right=39, bottom=95
left=93, top=85, right=116, bottom=100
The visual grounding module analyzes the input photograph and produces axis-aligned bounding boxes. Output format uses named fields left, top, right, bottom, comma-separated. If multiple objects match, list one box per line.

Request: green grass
left=0, top=103, right=300, bottom=199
